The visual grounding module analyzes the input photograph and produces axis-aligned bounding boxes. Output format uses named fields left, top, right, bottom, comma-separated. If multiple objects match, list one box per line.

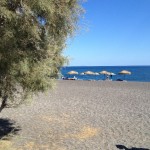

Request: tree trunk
left=0, top=95, right=8, bottom=112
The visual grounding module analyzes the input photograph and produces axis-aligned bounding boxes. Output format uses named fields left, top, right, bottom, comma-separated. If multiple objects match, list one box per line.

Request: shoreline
left=59, top=78, right=150, bottom=83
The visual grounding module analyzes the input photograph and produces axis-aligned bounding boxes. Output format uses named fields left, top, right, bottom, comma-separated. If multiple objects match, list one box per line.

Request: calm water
left=60, top=66, right=150, bottom=82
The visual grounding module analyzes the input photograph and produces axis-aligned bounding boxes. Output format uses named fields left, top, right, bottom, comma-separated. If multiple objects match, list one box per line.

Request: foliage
left=0, top=0, right=83, bottom=111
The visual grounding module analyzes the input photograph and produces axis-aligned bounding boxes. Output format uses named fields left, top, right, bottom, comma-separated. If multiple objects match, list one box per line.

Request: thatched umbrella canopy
left=118, top=70, right=131, bottom=80
left=100, top=70, right=110, bottom=75
left=67, top=71, right=78, bottom=75
left=118, top=70, right=131, bottom=75
left=83, top=71, right=95, bottom=75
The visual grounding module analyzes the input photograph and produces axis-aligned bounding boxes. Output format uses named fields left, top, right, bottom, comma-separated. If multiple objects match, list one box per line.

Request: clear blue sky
left=64, top=0, right=150, bottom=66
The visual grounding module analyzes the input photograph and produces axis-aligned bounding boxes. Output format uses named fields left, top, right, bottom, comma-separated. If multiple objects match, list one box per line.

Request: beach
left=0, top=80, right=150, bottom=150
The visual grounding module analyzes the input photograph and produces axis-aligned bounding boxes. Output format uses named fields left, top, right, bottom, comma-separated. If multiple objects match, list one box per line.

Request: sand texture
left=0, top=80, right=150, bottom=150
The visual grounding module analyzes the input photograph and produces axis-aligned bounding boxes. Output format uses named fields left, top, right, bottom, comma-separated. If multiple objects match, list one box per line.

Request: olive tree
left=0, top=0, right=83, bottom=112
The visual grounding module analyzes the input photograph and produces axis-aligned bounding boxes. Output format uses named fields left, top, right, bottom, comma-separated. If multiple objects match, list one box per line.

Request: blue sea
left=60, top=66, right=150, bottom=82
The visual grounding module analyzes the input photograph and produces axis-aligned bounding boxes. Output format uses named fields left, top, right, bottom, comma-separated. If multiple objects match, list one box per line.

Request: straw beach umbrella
left=100, top=70, right=110, bottom=80
left=67, top=71, right=78, bottom=75
left=83, top=71, right=95, bottom=75
left=118, top=70, right=131, bottom=80
left=100, top=70, right=110, bottom=75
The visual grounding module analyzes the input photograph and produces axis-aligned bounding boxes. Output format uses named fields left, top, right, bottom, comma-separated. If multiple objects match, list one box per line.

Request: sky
left=64, top=0, right=150, bottom=66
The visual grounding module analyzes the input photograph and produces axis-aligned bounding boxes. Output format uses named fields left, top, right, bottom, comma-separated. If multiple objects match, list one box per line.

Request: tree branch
left=0, top=95, right=8, bottom=113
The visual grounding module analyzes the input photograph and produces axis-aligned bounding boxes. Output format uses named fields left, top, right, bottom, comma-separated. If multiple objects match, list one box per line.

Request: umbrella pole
left=110, top=75, right=112, bottom=80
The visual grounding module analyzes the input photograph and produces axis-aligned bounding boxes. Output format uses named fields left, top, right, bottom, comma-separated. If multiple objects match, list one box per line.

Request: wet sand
left=0, top=80, right=150, bottom=150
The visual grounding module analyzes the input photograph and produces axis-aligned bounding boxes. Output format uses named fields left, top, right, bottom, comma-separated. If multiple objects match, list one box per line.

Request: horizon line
left=63, top=65, right=150, bottom=67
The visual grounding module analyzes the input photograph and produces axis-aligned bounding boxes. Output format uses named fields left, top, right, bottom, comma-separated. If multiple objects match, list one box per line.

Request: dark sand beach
left=0, top=80, right=150, bottom=150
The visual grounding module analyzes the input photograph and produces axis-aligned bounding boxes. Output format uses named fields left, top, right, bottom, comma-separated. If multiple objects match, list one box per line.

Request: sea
left=60, top=66, right=150, bottom=82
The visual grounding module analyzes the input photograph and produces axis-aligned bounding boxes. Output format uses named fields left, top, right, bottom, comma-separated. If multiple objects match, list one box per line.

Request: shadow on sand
left=116, top=145, right=150, bottom=150
left=0, top=118, right=21, bottom=140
